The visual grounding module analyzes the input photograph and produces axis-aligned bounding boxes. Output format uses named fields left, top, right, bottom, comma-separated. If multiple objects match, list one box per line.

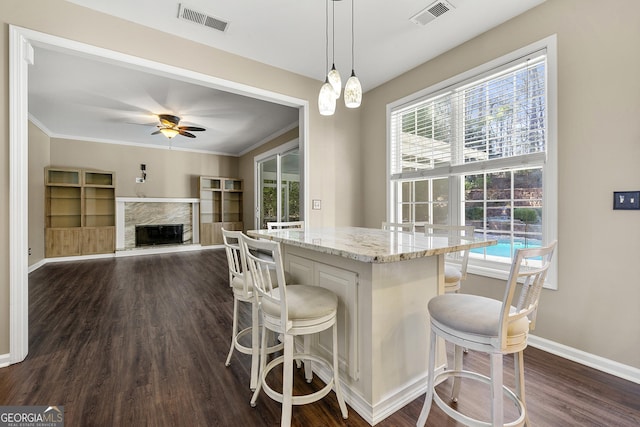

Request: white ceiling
left=28, top=47, right=300, bottom=155
left=29, top=0, right=545, bottom=155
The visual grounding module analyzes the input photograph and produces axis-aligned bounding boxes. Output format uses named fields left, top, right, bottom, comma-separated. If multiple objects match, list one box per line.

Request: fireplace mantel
left=116, top=197, right=200, bottom=251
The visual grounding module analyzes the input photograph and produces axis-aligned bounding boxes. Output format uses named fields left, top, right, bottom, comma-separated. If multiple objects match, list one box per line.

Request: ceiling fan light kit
left=159, top=127, right=180, bottom=139
left=318, top=0, right=361, bottom=116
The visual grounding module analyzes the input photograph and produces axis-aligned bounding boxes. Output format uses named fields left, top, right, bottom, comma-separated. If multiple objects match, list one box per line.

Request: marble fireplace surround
left=116, top=198, right=200, bottom=251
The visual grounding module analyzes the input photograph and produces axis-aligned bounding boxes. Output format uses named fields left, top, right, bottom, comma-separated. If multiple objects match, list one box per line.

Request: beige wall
left=50, top=138, right=239, bottom=198
left=28, top=122, right=50, bottom=267
left=362, top=0, right=640, bottom=368
left=0, top=0, right=361, bottom=355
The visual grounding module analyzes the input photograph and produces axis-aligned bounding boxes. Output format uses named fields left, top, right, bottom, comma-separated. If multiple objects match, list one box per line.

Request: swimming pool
left=470, top=238, right=541, bottom=258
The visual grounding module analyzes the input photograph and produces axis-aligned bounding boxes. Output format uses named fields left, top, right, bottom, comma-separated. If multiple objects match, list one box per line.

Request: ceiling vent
left=410, top=0, right=455, bottom=26
left=178, top=3, right=229, bottom=32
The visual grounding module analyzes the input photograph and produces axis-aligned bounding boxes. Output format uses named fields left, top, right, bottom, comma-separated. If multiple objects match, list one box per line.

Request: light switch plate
left=312, top=199, right=321, bottom=210
left=613, top=191, right=640, bottom=210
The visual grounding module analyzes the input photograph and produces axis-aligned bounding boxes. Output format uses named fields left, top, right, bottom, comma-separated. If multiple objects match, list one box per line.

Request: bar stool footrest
left=233, top=326, right=284, bottom=357
left=432, top=369, right=526, bottom=427
left=232, top=326, right=253, bottom=356
left=261, top=353, right=335, bottom=406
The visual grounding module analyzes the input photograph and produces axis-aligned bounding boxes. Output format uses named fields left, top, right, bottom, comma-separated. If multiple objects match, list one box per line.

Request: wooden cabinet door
left=200, top=223, right=215, bottom=246
left=212, top=223, right=224, bottom=245
left=45, top=228, right=82, bottom=257
left=82, top=227, right=115, bottom=255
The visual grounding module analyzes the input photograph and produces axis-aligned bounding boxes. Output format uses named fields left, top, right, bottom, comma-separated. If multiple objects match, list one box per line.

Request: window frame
left=386, top=35, right=558, bottom=289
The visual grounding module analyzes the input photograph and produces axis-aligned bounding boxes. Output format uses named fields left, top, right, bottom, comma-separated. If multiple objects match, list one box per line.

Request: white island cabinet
left=247, top=226, right=495, bottom=425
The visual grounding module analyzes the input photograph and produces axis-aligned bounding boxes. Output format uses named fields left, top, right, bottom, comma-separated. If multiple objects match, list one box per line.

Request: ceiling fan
left=152, top=114, right=205, bottom=139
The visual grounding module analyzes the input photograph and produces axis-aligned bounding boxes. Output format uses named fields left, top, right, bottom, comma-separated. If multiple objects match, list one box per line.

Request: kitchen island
left=248, top=226, right=495, bottom=425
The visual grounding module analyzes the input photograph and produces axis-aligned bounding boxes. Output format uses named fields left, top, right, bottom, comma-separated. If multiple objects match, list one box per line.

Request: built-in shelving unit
left=199, top=176, right=243, bottom=245
left=45, top=167, right=116, bottom=257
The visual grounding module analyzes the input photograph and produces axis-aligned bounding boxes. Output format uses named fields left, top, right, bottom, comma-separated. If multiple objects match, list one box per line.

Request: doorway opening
left=8, top=25, right=309, bottom=366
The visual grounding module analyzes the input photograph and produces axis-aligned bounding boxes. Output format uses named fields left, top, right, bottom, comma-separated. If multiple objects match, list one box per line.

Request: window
left=255, top=140, right=302, bottom=229
left=388, top=37, right=557, bottom=285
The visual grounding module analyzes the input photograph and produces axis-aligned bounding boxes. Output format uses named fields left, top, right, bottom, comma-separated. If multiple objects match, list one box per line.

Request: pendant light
left=344, top=0, right=362, bottom=108
left=327, top=0, right=342, bottom=98
left=318, top=0, right=336, bottom=115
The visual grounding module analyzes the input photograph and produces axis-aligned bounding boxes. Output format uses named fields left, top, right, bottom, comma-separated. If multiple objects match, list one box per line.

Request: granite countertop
left=247, top=226, right=496, bottom=264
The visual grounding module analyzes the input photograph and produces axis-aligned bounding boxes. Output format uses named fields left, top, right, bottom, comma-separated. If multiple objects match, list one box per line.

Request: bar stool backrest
left=239, top=234, right=290, bottom=332
left=421, top=224, right=475, bottom=282
left=222, top=228, right=248, bottom=295
left=500, top=240, right=557, bottom=349
left=381, top=221, right=415, bottom=232
left=266, top=221, right=305, bottom=230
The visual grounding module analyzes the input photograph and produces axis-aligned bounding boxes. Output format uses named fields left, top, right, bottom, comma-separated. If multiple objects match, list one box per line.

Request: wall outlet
left=613, top=191, right=640, bottom=210
left=312, top=199, right=321, bottom=210
left=136, top=177, right=145, bottom=183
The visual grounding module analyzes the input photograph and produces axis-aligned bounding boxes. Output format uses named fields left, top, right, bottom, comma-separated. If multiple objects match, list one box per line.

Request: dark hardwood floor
left=1, top=249, right=638, bottom=426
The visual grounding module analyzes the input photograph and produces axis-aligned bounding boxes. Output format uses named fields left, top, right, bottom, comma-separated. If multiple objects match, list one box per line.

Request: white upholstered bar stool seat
left=444, top=264, right=464, bottom=293
left=222, top=229, right=284, bottom=391
left=417, top=241, right=557, bottom=427
left=241, top=234, right=348, bottom=427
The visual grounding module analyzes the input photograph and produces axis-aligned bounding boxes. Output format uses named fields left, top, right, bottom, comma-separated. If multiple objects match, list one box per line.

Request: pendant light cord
left=332, top=0, right=336, bottom=66
left=325, top=0, right=329, bottom=74
left=351, top=0, right=355, bottom=70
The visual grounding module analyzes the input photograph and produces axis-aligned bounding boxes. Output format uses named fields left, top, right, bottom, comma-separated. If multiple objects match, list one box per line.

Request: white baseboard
left=0, top=353, right=10, bottom=368
left=528, top=335, right=640, bottom=384
left=311, top=360, right=447, bottom=425
left=27, top=244, right=224, bottom=272
left=27, top=259, right=47, bottom=273
left=114, top=243, right=219, bottom=257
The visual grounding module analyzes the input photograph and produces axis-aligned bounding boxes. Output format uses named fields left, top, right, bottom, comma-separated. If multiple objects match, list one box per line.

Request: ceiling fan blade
left=151, top=130, right=162, bottom=135
left=179, top=130, right=196, bottom=138
left=178, top=126, right=205, bottom=132
left=126, top=121, right=158, bottom=127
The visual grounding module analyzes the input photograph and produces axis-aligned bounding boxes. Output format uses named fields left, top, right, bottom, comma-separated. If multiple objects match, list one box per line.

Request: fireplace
left=135, top=224, right=184, bottom=247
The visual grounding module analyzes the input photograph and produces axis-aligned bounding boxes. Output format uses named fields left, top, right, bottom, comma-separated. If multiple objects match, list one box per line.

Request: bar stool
left=222, top=228, right=284, bottom=390
left=422, top=224, right=475, bottom=293
left=240, top=233, right=348, bottom=427
left=381, top=221, right=415, bottom=232
left=267, top=221, right=305, bottom=230
left=417, top=241, right=557, bottom=427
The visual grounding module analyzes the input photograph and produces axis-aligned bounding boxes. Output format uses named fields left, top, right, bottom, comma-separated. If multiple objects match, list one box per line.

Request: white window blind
left=390, top=52, right=547, bottom=180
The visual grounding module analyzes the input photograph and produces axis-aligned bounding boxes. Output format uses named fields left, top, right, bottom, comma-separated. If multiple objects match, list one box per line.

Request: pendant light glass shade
left=319, top=78, right=337, bottom=116
left=344, top=70, right=362, bottom=108
left=318, top=0, right=336, bottom=116
left=328, top=64, right=342, bottom=98
left=344, top=0, right=361, bottom=108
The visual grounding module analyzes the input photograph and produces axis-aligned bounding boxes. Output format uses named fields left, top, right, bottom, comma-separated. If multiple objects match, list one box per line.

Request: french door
left=256, top=142, right=302, bottom=229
